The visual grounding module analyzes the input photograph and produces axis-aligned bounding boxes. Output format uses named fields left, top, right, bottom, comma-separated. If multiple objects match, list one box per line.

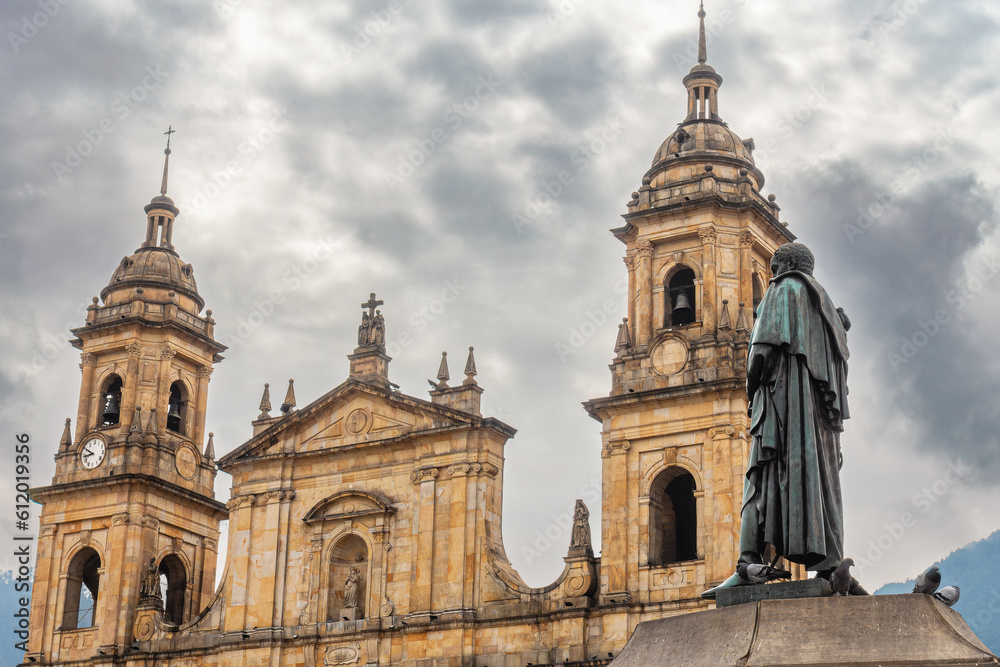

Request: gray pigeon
left=738, top=563, right=792, bottom=584
left=933, top=585, right=960, bottom=607
left=830, top=558, right=855, bottom=596
left=913, top=566, right=941, bottom=595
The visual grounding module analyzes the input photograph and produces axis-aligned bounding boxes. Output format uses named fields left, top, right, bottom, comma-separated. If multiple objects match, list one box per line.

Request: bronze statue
left=705, top=243, right=851, bottom=598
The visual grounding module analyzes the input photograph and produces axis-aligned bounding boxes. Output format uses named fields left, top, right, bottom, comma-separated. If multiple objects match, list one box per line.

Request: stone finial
left=436, top=352, right=450, bottom=389
left=130, top=407, right=144, bottom=434
left=146, top=408, right=159, bottom=435
left=60, top=418, right=72, bottom=448
left=615, top=317, right=632, bottom=355
left=258, top=383, right=272, bottom=419
left=463, top=347, right=478, bottom=386
left=719, top=299, right=733, bottom=338
left=735, top=301, right=749, bottom=334
left=280, top=379, right=296, bottom=415
left=204, top=432, right=215, bottom=461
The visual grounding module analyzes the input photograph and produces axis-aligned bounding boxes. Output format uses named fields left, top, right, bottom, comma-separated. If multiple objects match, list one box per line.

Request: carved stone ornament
left=112, top=513, right=131, bottom=526
left=197, top=366, right=214, bottom=380
left=79, top=529, right=91, bottom=547
left=410, top=467, right=440, bottom=483
left=80, top=352, right=96, bottom=366
left=160, top=345, right=176, bottom=360
left=226, top=494, right=256, bottom=510
left=40, top=524, right=57, bottom=536
left=623, top=253, right=637, bottom=271
left=202, top=537, right=218, bottom=551
left=141, top=515, right=159, bottom=530
left=126, top=342, right=142, bottom=358
left=602, top=440, right=631, bottom=458
left=171, top=536, right=182, bottom=553
left=698, top=226, right=718, bottom=244
left=380, top=598, right=394, bottom=618
left=324, top=643, right=361, bottom=665
left=708, top=425, right=736, bottom=439
left=635, top=239, right=654, bottom=258
left=739, top=230, right=754, bottom=248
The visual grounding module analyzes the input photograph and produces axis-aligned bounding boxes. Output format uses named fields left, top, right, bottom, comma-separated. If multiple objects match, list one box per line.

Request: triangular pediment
left=219, top=380, right=478, bottom=464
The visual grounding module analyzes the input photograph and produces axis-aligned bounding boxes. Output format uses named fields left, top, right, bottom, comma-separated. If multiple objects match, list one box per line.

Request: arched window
left=100, top=376, right=123, bottom=427
left=327, top=535, right=369, bottom=621
left=167, top=382, right=186, bottom=434
left=752, top=275, right=764, bottom=321
left=666, top=268, right=696, bottom=327
left=158, top=555, right=187, bottom=624
left=648, top=468, right=698, bottom=565
left=63, top=548, right=100, bottom=630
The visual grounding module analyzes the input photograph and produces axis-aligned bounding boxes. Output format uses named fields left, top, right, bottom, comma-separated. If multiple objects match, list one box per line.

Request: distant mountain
left=875, top=529, right=1000, bottom=655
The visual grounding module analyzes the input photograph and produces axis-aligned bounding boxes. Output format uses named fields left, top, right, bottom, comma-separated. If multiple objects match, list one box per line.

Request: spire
left=697, top=1, right=707, bottom=64
left=60, top=418, right=72, bottom=448
left=280, top=379, right=296, bottom=414
left=160, top=125, right=174, bottom=196
left=463, top=347, right=478, bottom=385
left=204, top=432, right=216, bottom=461
left=258, top=383, right=272, bottom=419
left=436, top=352, right=450, bottom=389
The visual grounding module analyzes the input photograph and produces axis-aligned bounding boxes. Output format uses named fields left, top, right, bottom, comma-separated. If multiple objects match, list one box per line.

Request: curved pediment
left=302, top=490, right=396, bottom=524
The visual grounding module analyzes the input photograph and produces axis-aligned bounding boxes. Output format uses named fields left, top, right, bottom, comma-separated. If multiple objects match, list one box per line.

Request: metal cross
left=164, top=125, right=175, bottom=149
left=361, top=292, right=383, bottom=318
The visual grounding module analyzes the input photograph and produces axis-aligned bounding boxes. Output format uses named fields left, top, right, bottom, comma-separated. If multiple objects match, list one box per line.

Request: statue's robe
left=743, top=270, right=849, bottom=572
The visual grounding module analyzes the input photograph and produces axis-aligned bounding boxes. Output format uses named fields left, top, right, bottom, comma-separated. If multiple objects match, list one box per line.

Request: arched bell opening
left=63, top=548, right=101, bottom=630
left=158, top=554, right=187, bottom=624
left=99, top=375, right=123, bottom=427
left=666, top=267, right=697, bottom=327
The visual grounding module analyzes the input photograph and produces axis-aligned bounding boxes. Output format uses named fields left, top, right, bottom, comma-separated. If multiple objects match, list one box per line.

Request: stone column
left=634, top=240, right=654, bottom=348
left=600, top=439, right=631, bottom=600
left=410, top=467, right=438, bottom=612
left=26, top=524, right=57, bottom=656
left=121, top=342, right=143, bottom=431
left=193, top=366, right=213, bottom=446
left=624, top=253, right=637, bottom=345
left=157, top=346, right=176, bottom=434
left=699, top=227, right=718, bottom=336
left=75, top=353, right=96, bottom=442
left=707, top=426, right=736, bottom=584
left=739, top=231, right=754, bottom=324
left=224, top=494, right=255, bottom=632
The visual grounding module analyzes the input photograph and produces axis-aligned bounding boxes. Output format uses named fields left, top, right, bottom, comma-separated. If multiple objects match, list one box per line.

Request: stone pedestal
left=716, top=578, right=831, bottom=608
left=610, top=594, right=999, bottom=666
left=334, top=607, right=358, bottom=622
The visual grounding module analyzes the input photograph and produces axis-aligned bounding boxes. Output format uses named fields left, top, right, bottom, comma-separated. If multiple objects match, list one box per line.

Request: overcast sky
left=2, top=0, right=999, bottom=592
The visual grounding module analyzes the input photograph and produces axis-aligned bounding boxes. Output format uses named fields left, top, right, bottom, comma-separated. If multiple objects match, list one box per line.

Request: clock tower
left=25, top=134, right=227, bottom=664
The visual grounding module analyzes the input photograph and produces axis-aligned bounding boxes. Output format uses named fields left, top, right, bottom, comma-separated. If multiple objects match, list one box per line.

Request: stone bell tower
left=26, top=131, right=227, bottom=664
left=584, top=3, right=798, bottom=610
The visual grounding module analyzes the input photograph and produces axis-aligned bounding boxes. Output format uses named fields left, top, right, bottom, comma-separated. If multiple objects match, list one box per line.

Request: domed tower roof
left=99, top=127, right=206, bottom=313
left=643, top=1, right=764, bottom=191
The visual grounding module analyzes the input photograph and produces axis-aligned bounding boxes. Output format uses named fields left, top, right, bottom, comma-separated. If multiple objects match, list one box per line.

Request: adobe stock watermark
left=887, top=254, right=1000, bottom=372
left=870, top=0, right=931, bottom=39
left=520, top=477, right=601, bottom=566
left=751, top=85, right=830, bottom=167
left=8, top=0, right=71, bottom=54
left=555, top=279, right=628, bottom=362
left=17, top=300, right=97, bottom=382
left=215, top=235, right=336, bottom=349
left=180, top=108, right=293, bottom=216
left=340, top=0, right=405, bottom=61
left=854, top=457, right=972, bottom=575
left=511, top=116, right=624, bottom=234
left=51, top=65, right=169, bottom=182
left=383, top=75, right=502, bottom=191
left=384, top=278, right=468, bottom=357
left=843, top=124, right=959, bottom=244
left=546, top=0, right=590, bottom=27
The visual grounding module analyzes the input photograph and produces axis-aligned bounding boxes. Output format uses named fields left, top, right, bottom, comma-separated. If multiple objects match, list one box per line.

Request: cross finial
left=159, top=126, right=175, bottom=196
left=362, top=292, right=384, bottom=319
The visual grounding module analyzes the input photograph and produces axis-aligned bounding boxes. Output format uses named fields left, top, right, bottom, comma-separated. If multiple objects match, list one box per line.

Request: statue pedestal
left=716, top=578, right=831, bottom=608
left=335, top=607, right=358, bottom=622
left=610, top=594, right=998, bottom=666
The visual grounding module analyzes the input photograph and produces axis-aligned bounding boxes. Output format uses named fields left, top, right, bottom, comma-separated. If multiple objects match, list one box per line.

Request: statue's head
left=771, top=243, right=815, bottom=277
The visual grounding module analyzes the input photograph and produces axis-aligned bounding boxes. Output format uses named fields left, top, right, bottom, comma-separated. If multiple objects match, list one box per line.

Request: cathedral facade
left=24, top=9, right=798, bottom=667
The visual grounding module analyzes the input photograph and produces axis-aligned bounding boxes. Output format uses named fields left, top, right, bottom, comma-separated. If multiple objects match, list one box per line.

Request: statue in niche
left=704, top=242, right=854, bottom=598
left=344, top=567, right=361, bottom=609
left=139, top=557, right=162, bottom=602
left=570, top=499, right=591, bottom=550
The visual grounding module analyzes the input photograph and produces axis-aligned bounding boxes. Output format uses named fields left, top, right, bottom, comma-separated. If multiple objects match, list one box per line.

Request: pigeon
left=913, top=566, right=941, bottom=595
left=737, top=562, right=792, bottom=584
left=933, top=585, right=960, bottom=607
left=830, top=558, right=855, bottom=596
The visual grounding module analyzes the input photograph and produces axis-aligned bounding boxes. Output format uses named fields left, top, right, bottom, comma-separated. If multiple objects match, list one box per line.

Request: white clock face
left=80, top=437, right=106, bottom=469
